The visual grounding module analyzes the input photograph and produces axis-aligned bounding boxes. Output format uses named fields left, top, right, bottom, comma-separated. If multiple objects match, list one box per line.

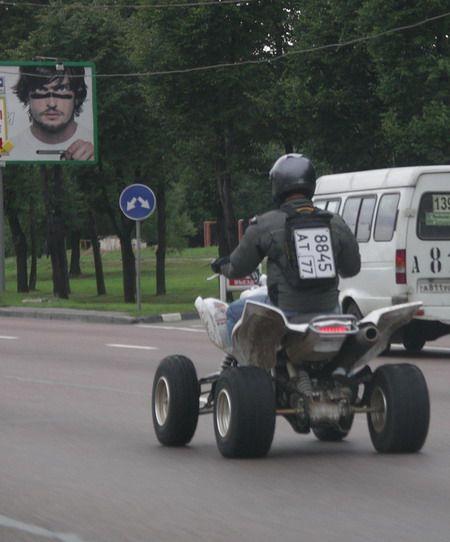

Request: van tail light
left=395, top=249, right=406, bottom=284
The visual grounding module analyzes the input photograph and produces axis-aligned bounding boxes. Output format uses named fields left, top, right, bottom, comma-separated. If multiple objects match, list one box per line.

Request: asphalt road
left=0, top=316, right=449, bottom=542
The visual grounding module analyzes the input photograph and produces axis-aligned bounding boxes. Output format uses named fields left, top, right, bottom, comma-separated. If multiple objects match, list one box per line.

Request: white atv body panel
left=195, top=296, right=422, bottom=370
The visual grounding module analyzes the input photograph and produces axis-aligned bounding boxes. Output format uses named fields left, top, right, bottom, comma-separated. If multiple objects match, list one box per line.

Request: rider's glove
left=211, top=256, right=230, bottom=274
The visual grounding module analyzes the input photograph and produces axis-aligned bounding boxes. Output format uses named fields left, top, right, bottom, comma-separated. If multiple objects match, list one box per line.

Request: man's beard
left=31, top=111, right=75, bottom=134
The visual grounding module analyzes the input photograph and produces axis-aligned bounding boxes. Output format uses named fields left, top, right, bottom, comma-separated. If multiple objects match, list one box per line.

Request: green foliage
left=142, top=181, right=196, bottom=251
left=129, top=1, right=295, bottom=242
left=165, top=182, right=196, bottom=251
left=1, top=0, right=449, bottom=300
left=286, top=0, right=387, bottom=172
left=358, top=0, right=450, bottom=164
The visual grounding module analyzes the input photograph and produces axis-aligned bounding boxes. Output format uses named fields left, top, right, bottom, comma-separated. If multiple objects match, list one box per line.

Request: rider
left=211, top=153, right=361, bottom=341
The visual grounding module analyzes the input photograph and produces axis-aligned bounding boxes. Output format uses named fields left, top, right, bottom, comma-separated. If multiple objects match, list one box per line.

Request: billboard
left=0, top=61, right=97, bottom=164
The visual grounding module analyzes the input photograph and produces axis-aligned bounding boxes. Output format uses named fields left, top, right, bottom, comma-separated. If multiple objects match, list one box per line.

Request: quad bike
left=152, top=291, right=430, bottom=458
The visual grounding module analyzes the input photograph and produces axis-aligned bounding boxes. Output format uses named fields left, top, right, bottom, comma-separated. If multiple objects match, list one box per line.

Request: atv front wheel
left=152, top=355, right=199, bottom=446
left=367, top=364, right=429, bottom=453
left=214, top=366, right=275, bottom=458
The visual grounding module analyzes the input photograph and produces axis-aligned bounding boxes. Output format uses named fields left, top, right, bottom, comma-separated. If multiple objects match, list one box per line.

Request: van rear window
left=326, top=199, right=341, bottom=213
left=342, top=196, right=376, bottom=241
left=418, top=193, right=450, bottom=240
left=374, top=193, right=399, bottom=241
left=357, top=197, right=376, bottom=242
left=342, top=198, right=360, bottom=235
left=314, top=199, right=341, bottom=213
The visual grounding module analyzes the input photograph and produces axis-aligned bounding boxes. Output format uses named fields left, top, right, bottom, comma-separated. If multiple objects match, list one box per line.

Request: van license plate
left=418, top=279, right=450, bottom=293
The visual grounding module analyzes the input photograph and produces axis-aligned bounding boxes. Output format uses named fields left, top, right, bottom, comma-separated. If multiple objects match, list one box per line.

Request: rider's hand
left=211, top=256, right=230, bottom=274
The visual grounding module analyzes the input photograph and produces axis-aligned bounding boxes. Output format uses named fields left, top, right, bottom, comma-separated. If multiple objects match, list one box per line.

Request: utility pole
left=0, top=162, right=5, bottom=292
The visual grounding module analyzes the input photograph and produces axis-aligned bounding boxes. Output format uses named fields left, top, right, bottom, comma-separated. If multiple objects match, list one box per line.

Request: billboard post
left=0, top=163, right=4, bottom=292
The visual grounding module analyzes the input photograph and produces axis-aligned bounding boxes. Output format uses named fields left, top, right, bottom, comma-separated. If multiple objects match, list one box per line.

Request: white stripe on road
left=137, top=324, right=205, bottom=333
left=106, top=343, right=158, bottom=350
left=0, top=514, right=90, bottom=542
left=4, top=375, right=144, bottom=396
left=0, top=335, right=18, bottom=339
left=422, top=346, right=450, bottom=353
left=391, top=344, right=450, bottom=354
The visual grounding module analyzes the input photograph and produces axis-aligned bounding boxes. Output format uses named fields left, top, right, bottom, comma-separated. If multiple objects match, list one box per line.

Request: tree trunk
left=41, top=165, right=70, bottom=299
left=101, top=170, right=139, bottom=304
left=155, top=183, right=166, bottom=295
left=120, top=226, right=136, bottom=303
left=28, top=200, right=37, bottom=291
left=88, top=210, right=106, bottom=295
left=216, top=207, right=228, bottom=257
left=47, top=216, right=70, bottom=298
left=216, top=130, right=238, bottom=255
left=284, top=142, right=294, bottom=154
left=7, top=211, right=28, bottom=293
left=216, top=168, right=238, bottom=255
left=69, top=230, right=82, bottom=277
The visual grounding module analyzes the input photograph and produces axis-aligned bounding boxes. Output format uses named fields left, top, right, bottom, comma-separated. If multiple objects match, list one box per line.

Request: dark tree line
left=1, top=0, right=448, bottom=301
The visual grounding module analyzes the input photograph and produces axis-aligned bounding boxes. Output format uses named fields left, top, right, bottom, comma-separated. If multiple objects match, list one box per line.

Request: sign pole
left=119, top=184, right=156, bottom=316
left=0, top=163, right=5, bottom=292
left=136, top=219, right=141, bottom=314
left=219, top=275, right=227, bottom=302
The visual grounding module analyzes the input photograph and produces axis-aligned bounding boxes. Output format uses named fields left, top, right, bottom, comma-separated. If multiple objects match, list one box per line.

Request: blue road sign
left=119, top=183, right=157, bottom=221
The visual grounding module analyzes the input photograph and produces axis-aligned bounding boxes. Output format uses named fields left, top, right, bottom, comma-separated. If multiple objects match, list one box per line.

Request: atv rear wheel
left=152, top=355, right=199, bottom=446
left=214, top=366, right=276, bottom=458
left=367, top=364, right=429, bottom=453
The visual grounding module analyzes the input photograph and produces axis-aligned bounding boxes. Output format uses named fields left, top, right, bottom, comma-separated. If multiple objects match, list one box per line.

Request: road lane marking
left=106, top=343, right=158, bottom=350
left=137, top=324, right=205, bottom=333
left=422, top=346, right=450, bottom=353
left=0, top=335, right=18, bottom=339
left=0, top=514, right=90, bottom=542
left=391, top=344, right=450, bottom=354
left=4, top=375, right=144, bottom=396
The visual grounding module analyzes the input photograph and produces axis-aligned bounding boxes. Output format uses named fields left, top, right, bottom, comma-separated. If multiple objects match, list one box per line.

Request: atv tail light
left=314, top=324, right=352, bottom=334
left=395, top=249, right=407, bottom=284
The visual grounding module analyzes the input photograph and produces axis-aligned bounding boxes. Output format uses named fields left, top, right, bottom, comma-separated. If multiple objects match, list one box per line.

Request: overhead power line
left=0, top=10, right=448, bottom=79
left=93, top=10, right=450, bottom=78
left=1, top=0, right=255, bottom=8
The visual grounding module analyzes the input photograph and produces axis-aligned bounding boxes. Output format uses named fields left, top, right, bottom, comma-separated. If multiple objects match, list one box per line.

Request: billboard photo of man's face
left=29, top=76, right=77, bottom=134
left=0, top=62, right=97, bottom=163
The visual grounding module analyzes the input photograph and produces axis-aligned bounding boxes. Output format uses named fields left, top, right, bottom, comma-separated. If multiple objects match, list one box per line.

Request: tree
left=9, top=1, right=152, bottom=302
left=284, top=0, right=386, bottom=173
left=1, top=2, right=48, bottom=293
left=359, top=0, right=450, bottom=165
left=130, top=2, right=294, bottom=256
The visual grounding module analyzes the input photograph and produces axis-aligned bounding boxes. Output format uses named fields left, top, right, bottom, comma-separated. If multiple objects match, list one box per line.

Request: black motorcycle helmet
left=270, top=153, right=316, bottom=204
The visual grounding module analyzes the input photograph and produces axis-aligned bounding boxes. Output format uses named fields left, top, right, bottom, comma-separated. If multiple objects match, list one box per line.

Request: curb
left=139, top=312, right=199, bottom=324
left=0, top=307, right=199, bottom=325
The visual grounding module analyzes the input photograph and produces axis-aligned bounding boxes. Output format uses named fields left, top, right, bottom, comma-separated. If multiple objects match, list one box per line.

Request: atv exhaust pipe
left=357, top=324, right=379, bottom=344
left=333, top=323, right=379, bottom=369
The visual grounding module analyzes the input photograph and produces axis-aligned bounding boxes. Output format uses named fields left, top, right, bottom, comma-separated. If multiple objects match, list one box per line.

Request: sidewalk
left=0, top=306, right=198, bottom=325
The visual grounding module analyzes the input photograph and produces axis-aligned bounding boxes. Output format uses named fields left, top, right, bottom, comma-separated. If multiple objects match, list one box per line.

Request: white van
left=314, top=165, right=450, bottom=352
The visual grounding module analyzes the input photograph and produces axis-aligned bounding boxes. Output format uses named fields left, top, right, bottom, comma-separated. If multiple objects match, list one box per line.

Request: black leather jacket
left=219, top=196, right=361, bottom=312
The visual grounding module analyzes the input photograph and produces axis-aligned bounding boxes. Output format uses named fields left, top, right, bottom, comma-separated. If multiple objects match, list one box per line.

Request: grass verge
left=0, top=246, right=221, bottom=317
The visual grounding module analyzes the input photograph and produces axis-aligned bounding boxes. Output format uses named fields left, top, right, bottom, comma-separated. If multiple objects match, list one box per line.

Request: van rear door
left=406, top=172, right=450, bottom=311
